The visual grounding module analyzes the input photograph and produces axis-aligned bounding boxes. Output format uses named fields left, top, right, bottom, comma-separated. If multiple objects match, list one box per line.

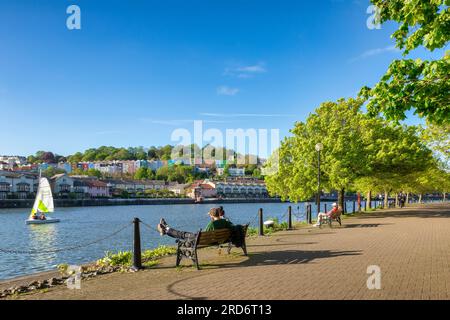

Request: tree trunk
left=367, top=191, right=372, bottom=209
left=338, top=188, right=345, bottom=211
left=384, top=191, right=388, bottom=208
left=395, top=193, right=399, bottom=208
left=418, top=193, right=422, bottom=203
left=406, top=192, right=409, bottom=206
left=443, top=192, right=446, bottom=202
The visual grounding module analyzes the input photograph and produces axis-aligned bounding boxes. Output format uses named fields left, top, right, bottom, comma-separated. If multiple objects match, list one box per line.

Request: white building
left=212, top=180, right=268, bottom=198
left=0, top=171, right=38, bottom=199
left=50, top=173, right=74, bottom=196
left=167, top=183, right=189, bottom=195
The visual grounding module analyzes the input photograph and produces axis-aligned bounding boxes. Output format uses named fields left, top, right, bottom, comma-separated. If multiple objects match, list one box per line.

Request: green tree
left=265, top=98, right=368, bottom=208
left=43, top=167, right=65, bottom=178
left=155, top=166, right=169, bottom=181
left=86, top=169, right=102, bottom=178
left=68, top=152, right=83, bottom=163
left=360, top=0, right=450, bottom=124
left=421, top=121, right=450, bottom=169
left=354, top=119, right=435, bottom=207
left=134, top=167, right=152, bottom=180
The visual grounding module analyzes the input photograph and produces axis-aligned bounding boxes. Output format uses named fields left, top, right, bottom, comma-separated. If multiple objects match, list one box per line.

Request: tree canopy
left=265, top=97, right=444, bottom=204
left=360, top=0, right=449, bottom=124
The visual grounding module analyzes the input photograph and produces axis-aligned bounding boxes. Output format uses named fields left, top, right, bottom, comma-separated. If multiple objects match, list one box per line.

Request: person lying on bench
left=314, top=203, right=341, bottom=227
left=157, top=207, right=234, bottom=241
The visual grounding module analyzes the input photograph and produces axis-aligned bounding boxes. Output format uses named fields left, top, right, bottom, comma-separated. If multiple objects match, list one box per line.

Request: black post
left=324, top=203, right=327, bottom=213
left=132, top=217, right=142, bottom=270
left=258, top=208, right=264, bottom=236
left=288, top=206, right=292, bottom=230
left=307, top=204, right=312, bottom=224
left=344, top=202, right=347, bottom=214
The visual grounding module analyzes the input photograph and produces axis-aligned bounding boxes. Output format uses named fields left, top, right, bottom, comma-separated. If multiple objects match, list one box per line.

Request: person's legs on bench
left=314, top=213, right=327, bottom=227
left=157, top=218, right=196, bottom=241
left=166, top=228, right=196, bottom=240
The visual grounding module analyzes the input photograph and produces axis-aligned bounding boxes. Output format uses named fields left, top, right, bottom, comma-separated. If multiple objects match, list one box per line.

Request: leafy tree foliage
left=420, top=120, right=450, bottom=169
left=265, top=98, right=442, bottom=205
left=265, top=98, right=368, bottom=205
left=360, top=0, right=449, bottom=124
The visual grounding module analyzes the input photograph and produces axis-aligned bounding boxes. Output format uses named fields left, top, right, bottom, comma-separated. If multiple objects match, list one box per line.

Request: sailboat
left=26, top=176, right=60, bottom=225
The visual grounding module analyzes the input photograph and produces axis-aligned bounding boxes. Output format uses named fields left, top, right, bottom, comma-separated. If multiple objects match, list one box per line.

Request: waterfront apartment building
left=72, top=178, right=110, bottom=198
left=0, top=171, right=38, bottom=200
left=186, top=181, right=217, bottom=199
left=185, top=179, right=268, bottom=199
left=50, top=173, right=74, bottom=197
left=102, top=179, right=168, bottom=196
left=167, top=183, right=189, bottom=196
left=212, top=180, right=268, bottom=198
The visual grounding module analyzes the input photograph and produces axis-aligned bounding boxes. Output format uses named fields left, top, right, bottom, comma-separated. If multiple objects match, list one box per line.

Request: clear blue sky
left=0, top=0, right=445, bottom=156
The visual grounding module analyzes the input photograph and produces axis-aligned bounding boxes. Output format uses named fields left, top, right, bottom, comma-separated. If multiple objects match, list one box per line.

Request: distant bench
left=320, top=212, right=342, bottom=228
left=175, top=224, right=249, bottom=270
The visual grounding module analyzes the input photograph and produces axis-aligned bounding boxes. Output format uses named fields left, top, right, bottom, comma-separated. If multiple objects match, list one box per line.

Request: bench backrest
left=197, top=228, right=232, bottom=247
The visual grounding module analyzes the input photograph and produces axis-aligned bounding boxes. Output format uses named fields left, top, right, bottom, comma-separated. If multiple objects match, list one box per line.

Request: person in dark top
left=157, top=207, right=234, bottom=241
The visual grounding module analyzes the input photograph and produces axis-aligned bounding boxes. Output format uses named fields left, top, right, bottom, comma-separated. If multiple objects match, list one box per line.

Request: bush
left=96, top=245, right=176, bottom=267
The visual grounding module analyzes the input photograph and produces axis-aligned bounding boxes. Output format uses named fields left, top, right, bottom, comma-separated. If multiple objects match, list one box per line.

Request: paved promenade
left=9, top=203, right=450, bottom=300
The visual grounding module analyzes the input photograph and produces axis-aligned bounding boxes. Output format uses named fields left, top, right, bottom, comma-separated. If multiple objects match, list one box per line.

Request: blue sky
left=0, top=0, right=446, bottom=156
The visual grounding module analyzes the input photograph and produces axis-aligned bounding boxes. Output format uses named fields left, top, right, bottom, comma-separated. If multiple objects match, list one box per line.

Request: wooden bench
left=319, top=214, right=342, bottom=228
left=175, top=225, right=248, bottom=270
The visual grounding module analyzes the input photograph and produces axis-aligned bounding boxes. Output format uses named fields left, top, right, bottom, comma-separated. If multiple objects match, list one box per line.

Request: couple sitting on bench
left=314, top=202, right=342, bottom=227
left=157, top=207, right=232, bottom=240
left=157, top=207, right=248, bottom=269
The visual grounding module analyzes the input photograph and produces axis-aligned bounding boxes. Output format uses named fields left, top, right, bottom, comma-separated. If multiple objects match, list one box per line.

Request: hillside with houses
left=0, top=149, right=269, bottom=201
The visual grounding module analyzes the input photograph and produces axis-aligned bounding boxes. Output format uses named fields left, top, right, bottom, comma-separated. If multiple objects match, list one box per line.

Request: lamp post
left=315, top=143, right=323, bottom=215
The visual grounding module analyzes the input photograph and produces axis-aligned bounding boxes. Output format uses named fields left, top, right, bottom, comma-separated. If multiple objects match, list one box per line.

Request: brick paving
left=7, top=203, right=450, bottom=300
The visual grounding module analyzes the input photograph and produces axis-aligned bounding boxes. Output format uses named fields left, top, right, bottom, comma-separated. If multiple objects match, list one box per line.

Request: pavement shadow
left=164, top=249, right=362, bottom=299
left=205, top=249, right=363, bottom=269
left=352, top=206, right=450, bottom=219
left=342, top=223, right=386, bottom=228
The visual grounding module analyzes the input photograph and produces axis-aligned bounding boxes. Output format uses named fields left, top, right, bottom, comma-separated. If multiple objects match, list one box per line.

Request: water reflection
left=27, top=224, right=58, bottom=273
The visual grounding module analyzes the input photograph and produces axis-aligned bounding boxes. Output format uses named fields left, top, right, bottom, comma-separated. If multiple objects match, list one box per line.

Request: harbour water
left=0, top=201, right=370, bottom=280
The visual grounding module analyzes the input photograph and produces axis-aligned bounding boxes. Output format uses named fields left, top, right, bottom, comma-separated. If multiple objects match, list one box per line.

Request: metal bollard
left=132, top=217, right=142, bottom=271
left=307, top=204, right=312, bottom=224
left=288, top=206, right=292, bottom=230
left=258, top=208, right=264, bottom=236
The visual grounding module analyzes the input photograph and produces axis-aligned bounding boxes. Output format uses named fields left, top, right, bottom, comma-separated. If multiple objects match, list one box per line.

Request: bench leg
left=193, top=248, right=200, bottom=270
left=175, top=243, right=182, bottom=267
left=242, top=239, right=248, bottom=256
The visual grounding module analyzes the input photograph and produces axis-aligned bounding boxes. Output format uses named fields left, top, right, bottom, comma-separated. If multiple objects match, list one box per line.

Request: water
left=0, top=200, right=373, bottom=280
